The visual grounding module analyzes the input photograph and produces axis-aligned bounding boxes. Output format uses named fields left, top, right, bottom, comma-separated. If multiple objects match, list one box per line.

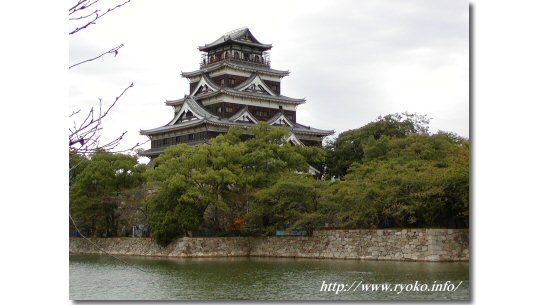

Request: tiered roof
left=198, top=27, right=272, bottom=52
left=140, top=96, right=333, bottom=137
left=181, top=60, right=290, bottom=78
left=166, top=73, right=305, bottom=106
left=140, top=28, right=334, bottom=155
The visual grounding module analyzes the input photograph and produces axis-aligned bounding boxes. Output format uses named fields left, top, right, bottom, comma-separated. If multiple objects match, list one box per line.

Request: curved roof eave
left=140, top=119, right=207, bottom=135
left=181, top=61, right=290, bottom=78
left=221, top=88, right=305, bottom=104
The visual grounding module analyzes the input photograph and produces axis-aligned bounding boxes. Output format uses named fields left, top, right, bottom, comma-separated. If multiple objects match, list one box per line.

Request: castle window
left=185, top=111, right=193, bottom=118
left=230, top=79, right=235, bottom=85
left=234, top=51, right=239, bottom=59
left=225, top=106, right=233, bottom=113
left=220, top=79, right=225, bottom=86
left=217, top=106, right=222, bottom=113
left=255, top=110, right=268, bottom=117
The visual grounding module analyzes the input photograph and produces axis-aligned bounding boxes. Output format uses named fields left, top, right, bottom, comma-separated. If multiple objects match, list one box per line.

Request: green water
left=69, top=255, right=470, bottom=300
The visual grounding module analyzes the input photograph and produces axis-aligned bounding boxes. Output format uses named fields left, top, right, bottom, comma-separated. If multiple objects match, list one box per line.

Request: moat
left=70, top=255, right=469, bottom=300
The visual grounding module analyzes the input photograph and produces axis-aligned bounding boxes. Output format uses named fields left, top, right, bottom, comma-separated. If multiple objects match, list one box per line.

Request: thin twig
left=70, top=109, right=82, bottom=117
left=69, top=0, right=90, bottom=13
left=69, top=9, right=101, bottom=21
left=69, top=0, right=131, bottom=35
left=70, top=44, right=124, bottom=69
left=69, top=83, right=143, bottom=155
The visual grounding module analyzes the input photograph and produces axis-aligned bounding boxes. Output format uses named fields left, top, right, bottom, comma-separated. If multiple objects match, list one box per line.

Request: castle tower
left=140, top=27, right=333, bottom=158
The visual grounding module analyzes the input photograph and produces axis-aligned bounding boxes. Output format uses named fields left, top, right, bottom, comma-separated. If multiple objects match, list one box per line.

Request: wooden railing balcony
left=200, top=55, right=271, bottom=69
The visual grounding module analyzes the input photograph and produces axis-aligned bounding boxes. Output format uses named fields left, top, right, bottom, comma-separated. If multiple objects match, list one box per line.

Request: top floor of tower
left=198, top=27, right=272, bottom=68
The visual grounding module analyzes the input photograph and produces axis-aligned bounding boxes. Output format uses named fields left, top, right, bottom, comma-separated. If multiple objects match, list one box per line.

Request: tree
left=68, top=1, right=150, bottom=239
left=69, top=151, right=146, bottom=237
left=145, top=123, right=326, bottom=246
left=146, top=137, right=247, bottom=245
left=326, top=131, right=469, bottom=229
left=325, top=112, right=430, bottom=178
left=246, top=173, right=329, bottom=235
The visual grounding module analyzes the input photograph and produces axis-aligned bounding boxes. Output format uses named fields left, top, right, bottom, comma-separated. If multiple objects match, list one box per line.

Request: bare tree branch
left=70, top=44, right=123, bottom=69
left=69, top=9, right=101, bottom=21
left=69, top=0, right=94, bottom=13
left=69, top=83, right=143, bottom=155
left=69, top=0, right=143, bottom=158
left=69, top=0, right=131, bottom=35
left=70, top=109, right=81, bottom=117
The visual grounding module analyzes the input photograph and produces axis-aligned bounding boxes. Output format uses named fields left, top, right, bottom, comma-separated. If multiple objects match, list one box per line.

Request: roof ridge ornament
left=199, top=27, right=272, bottom=52
left=223, top=26, right=248, bottom=38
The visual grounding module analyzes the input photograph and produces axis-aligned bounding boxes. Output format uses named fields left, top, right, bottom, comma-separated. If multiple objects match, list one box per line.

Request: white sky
left=69, top=0, right=469, bottom=159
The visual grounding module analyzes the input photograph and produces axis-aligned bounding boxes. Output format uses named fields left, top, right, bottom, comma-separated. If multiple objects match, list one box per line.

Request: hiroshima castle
left=140, top=27, right=333, bottom=158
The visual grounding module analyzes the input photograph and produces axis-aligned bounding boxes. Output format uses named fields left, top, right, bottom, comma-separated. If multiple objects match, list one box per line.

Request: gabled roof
left=286, top=133, right=304, bottom=146
left=234, top=73, right=277, bottom=96
left=228, top=106, right=259, bottom=124
left=168, top=101, right=203, bottom=125
left=176, top=95, right=219, bottom=120
left=181, top=60, right=290, bottom=78
left=267, top=112, right=334, bottom=136
left=267, top=112, right=294, bottom=127
left=199, top=27, right=272, bottom=52
left=141, top=96, right=220, bottom=135
left=192, top=74, right=220, bottom=96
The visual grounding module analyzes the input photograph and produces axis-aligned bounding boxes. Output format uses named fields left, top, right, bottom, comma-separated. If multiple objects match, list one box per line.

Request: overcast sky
left=69, top=0, right=468, bottom=160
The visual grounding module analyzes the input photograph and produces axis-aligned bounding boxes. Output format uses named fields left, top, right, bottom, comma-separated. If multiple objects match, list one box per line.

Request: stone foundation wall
left=70, top=229, right=469, bottom=262
left=69, top=236, right=250, bottom=258
left=250, top=229, right=469, bottom=261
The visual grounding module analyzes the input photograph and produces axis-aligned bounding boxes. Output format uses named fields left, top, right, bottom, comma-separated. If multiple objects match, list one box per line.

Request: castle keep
left=140, top=28, right=333, bottom=158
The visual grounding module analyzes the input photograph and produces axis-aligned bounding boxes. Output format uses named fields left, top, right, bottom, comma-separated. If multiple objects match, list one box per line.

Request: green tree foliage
left=325, top=113, right=430, bottom=178
left=69, top=151, right=146, bottom=237
left=69, top=114, right=468, bottom=244
left=145, top=139, right=246, bottom=246
left=145, top=123, right=326, bottom=246
left=246, top=173, right=328, bottom=234
left=69, top=151, right=89, bottom=182
left=328, top=132, right=469, bottom=229
left=146, top=117, right=468, bottom=245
